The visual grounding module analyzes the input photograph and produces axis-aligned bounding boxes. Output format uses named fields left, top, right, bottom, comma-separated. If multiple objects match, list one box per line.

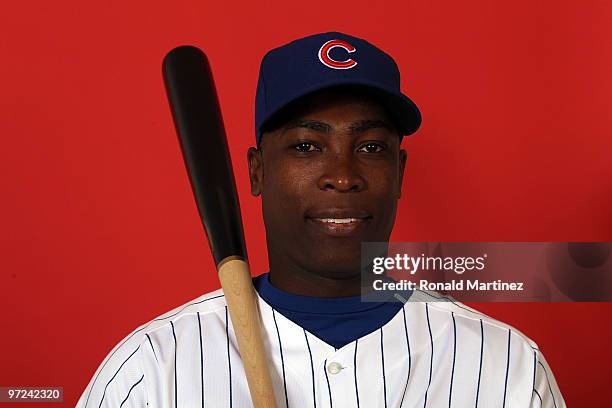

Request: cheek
left=366, top=166, right=402, bottom=229
left=367, top=164, right=402, bottom=196
left=264, top=157, right=317, bottom=193
left=261, top=159, right=316, bottom=215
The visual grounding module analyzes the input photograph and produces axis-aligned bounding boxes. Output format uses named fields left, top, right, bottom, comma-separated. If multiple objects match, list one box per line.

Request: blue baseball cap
left=255, top=31, right=422, bottom=145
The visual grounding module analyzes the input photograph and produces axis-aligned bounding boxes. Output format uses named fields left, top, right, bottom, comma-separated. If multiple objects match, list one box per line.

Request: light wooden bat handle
left=218, top=256, right=278, bottom=408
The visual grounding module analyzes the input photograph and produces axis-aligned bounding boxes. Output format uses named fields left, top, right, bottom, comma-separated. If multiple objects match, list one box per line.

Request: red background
left=1, top=0, right=610, bottom=406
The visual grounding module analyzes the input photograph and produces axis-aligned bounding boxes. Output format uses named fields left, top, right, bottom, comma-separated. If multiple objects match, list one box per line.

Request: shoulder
left=407, top=290, right=566, bottom=406
left=76, top=289, right=227, bottom=408
left=409, top=288, right=540, bottom=350
left=93, top=288, right=228, bottom=368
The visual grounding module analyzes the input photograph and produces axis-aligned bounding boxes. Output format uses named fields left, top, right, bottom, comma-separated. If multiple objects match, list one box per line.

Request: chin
left=303, top=247, right=363, bottom=280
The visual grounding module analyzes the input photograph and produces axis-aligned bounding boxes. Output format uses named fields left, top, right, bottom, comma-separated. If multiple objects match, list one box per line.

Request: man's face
left=248, top=89, right=407, bottom=280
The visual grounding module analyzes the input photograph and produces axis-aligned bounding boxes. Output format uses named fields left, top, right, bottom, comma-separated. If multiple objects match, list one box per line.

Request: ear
left=397, top=148, right=408, bottom=199
left=247, top=146, right=263, bottom=196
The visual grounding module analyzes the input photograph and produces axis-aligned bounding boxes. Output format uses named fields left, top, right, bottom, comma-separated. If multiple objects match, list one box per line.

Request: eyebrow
left=285, top=120, right=331, bottom=133
left=284, top=119, right=395, bottom=134
left=348, top=119, right=395, bottom=133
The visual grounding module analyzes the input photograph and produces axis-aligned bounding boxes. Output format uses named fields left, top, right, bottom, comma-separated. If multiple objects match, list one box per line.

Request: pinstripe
left=399, top=307, right=411, bottom=407
left=354, top=339, right=360, bottom=408
left=533, top=389, right=543, bottom=406
left=171, top=321, right=177, bottom=408
left=197, top=312, right=204, bottom=408
left=380, top=328, right=387, bottom=408
left=97, top=346, right=140, bottom=408
left=474, top=319, right=484, bottom=408
left=539, top=361, right=558, bottom=408
left=532, top=351, right=544, bottom=407
left=324, top=358, right=333, bottom=408
left=119, top=374, right=144, bottom=408
left=303, top=329, right=317, bottom=408
left=84, top=294, right=224, bottom=408
left=423, top=302, right=433, bottom=407
left=502, top=329, right=511, bottom=408
left=225, top=307, right=232, bottom=408
left=145, top=334, right=158, bottom=363
left=272, top=309, right=289, bottom=407
left=532, top=350, right=537, bottom=393
left=423, top=303, right=433, bottom=408
left=449, top=312, right=457, bottom=408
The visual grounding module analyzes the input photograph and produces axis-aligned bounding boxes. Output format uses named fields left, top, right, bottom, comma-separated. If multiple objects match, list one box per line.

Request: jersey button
left=327, top=362, right=343, bottom=375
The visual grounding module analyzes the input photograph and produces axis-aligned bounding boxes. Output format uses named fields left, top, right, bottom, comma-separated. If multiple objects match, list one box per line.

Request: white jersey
left=77, top=288, right=565, bottom=408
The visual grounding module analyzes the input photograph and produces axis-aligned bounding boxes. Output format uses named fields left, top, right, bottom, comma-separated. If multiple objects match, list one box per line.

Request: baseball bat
left=162, top=45, right=277, bottom=408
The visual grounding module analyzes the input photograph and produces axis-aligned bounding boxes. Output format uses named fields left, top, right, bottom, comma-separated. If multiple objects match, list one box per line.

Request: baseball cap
left=255, top=31, right=422, bottom=145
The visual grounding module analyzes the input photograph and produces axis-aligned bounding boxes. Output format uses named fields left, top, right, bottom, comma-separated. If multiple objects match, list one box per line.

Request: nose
left=317, top=154, right=366, bottom=192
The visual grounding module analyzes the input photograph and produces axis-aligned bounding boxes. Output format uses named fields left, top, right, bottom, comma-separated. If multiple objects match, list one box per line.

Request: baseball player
left=77, top=32, right=565, bottom=407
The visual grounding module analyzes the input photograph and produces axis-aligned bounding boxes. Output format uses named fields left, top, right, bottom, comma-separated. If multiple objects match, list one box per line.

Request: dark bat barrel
left=162, top=46, right=247, bottom=264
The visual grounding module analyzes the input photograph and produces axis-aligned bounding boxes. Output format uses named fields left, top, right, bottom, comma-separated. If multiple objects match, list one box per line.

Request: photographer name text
left=373, top=279, right=524, bottom=291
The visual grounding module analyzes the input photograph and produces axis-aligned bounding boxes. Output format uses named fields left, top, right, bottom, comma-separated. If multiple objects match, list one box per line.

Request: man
left=78, top=32, right=565, bottom=407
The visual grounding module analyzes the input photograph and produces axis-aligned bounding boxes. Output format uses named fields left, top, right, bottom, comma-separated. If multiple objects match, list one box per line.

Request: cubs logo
left=318, top=39, right=357, bottom=70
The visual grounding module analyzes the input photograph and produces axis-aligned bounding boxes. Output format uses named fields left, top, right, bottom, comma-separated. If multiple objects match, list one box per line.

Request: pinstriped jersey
left=76, top=289, right=565, bottom=407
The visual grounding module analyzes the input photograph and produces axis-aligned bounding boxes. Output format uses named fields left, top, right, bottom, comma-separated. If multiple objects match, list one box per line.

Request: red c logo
left=318, top=39, right=357, bottom=70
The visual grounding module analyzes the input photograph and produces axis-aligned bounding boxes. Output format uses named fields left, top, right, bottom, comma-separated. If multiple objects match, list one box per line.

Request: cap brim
left=258, top=78, right=422, bottom=139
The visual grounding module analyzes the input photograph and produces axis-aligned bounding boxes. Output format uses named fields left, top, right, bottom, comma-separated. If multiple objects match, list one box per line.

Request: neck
left=267, top=253, right=381, bottom=298
left=268, top=269, right=363, bottom=297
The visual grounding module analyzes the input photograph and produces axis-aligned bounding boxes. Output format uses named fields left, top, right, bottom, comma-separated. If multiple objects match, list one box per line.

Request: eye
left=357, top=142, right=385, bottom=153
left=293, top=142, right=320, bottom=152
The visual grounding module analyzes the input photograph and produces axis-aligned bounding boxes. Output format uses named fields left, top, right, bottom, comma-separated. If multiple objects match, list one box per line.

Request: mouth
left=305, top=209, right=372, bottom=237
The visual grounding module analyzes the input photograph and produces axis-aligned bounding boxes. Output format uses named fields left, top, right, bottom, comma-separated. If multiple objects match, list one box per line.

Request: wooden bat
left=162, top=45, right=277, bottom=408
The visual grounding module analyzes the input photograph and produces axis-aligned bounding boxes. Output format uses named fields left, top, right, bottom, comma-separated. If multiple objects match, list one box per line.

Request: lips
left=305, top=208, right=372, bottom=237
